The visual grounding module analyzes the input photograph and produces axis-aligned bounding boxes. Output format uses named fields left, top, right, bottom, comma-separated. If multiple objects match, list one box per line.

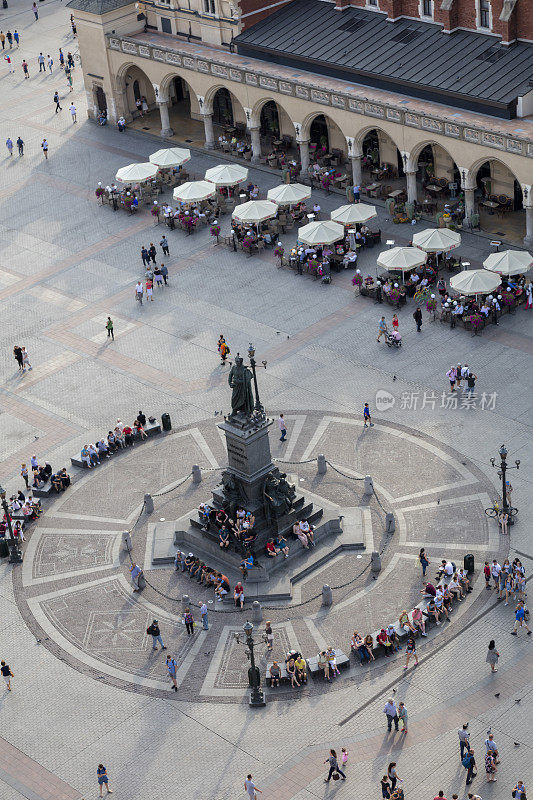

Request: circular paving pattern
left=14, top=412, right=505, bottom=702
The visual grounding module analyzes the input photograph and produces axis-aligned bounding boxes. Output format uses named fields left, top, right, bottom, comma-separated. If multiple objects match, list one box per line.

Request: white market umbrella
left=205, top=164, right=248, bottom=187
left=450, top=269, right=501, bottom=296
left=115, top=162, right=159, bottom=184
left=149, top=147, right=191, bottom=168
left=412, top=228, right=461, bottom=253
left=267, top=183, right=311, bottom=205
left=483, top=249, right=533, bottom=277
left=331, top=203, right=377, bottom=225
left=232, top=200, right=278, bottom=224
left=297, top=220, right=345, bottom=246
left=377, top=246, right=427, bottom=274
left=173, top=181, right=216, bottom=203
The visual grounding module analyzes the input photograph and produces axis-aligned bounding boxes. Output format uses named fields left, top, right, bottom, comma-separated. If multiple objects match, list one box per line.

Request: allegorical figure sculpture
left=228, top=356, right=254, bottom=416
left=263, top=471, right=296, bottom=522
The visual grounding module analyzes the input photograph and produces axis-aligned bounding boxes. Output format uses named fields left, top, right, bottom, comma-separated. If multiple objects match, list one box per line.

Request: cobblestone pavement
left=0, top=1, right=532, bottom=799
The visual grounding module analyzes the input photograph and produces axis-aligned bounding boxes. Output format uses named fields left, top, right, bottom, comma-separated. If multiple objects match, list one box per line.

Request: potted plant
left=151, top=201, right=160, bottom=221
left=274, top=243, right=284, bottom=264
left=352, top=270, right=363, bottom=295
left=95, top=184, right=104, bottom=202
left=210, top=221, right=221, bottom=244
left=469, top=312, right=483, bottom=335
left=426, top=294, right=437, bottom=321
left=501, top=289, right=515, bottom=310
left=389, top=286, right=401, bottom=307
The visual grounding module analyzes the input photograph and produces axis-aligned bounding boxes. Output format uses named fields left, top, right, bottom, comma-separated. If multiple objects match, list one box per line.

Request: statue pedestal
left=218, top=413, right=274, bottom=505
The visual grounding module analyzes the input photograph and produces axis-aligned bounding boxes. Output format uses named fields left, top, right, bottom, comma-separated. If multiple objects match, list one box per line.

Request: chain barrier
left=152, top=472, right=193, bottom=498
left=325, top=460, right=365, bottom=481
left=272, top=458, right=318, bottom=465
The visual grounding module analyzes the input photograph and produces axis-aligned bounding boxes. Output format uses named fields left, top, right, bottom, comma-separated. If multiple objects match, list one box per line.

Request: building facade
left=69, top=0, right=533, bottom=244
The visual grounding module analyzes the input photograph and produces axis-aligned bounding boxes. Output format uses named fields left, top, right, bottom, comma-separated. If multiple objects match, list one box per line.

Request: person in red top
left=484, top=561, right=491, bottom=589
left=265, top=539, right=276, bottom=558
left=433, top=793, right=447, bottom=800
left=392, top=314, right=399, bottom=332
left=123, top=425, right=134, bottom=446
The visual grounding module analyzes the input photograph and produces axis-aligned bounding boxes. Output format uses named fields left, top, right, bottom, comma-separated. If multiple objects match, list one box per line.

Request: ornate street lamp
left=247, top=343, right=267, bottom=414
left=234, top=621, right=266, bottom=706
left=486, top=444, right=519, bottom=525
left=0, top=485, right=23, bottom=563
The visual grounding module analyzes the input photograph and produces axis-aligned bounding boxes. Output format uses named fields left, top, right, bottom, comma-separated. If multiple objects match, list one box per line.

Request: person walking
left=244, top=775, right=262, bottom=799
left=377, top=315, right=388, bottom=342
left=4, top=54, right=14, bottom=73
left=363, top=402, right=374, bottom=428
left=146, top=619, right=166, bottom=650
left=47, top=54, right=53, bottom=72
left=21, top=346, right=32, bottom=371
left=511, top=600, right=532, bottom=636
left=166, top=654, right=178, bottom=692
left=14, top=345, right=24, bottom=370
left=218, top=335, right=229, bottom=365
left=13, top=30, right=19, bottom=47
left=458, top=724, right=470, bottom=760
left=32, top=2, right=39, bottom=20
left=485, top=733, right=499, bottom=764
left=324, top=749, right=346, bottom=782
left=106, top=317, right=114, bottom=340
left=69, top=102, right=77, bottom=123
left=419, top=547, right=429, bottom=578
left=398, top=702, right=408, bottom=733
left=53, top=90, right=62, bottom=112
left=383, top=698, right=399, bottom=732
left=6, top=137, right=13, bottom=155
left=148, top=243, right=157, bottom=264
left=463, top=748, right=477, bottom=785
left=404, top=637, right=418, bottom=669
left=16, top=136, right=24, bottom=156
left=21, top=463, right=29, bottom=489
left=485, top=750, right=497, bottom=783
left=135, top=281, right=143, bottom=305
left=41, top=138, right=48, bottom=159
left=1, top=660, right=14, bottom=691
left=96, top=765, right=112, bottom=797
left=38, top=52, right=45, bottom=72
left=183, top=607, right=194, bottom=635
left=0, top=32, right=4, bottom=49
left=140, top=246, right=150, bottom=267
left=278, top=414, right=287, bottom=442
left=200, top=601, right=209, bottom=630
left=130, top=562, right=143, bottom=591
left=160, top=235, right=169, bottom=256
left=466, top=372, right=477, bottom=396
left=65, top=68, right=73, bottom=91
left=6, top=30, right=12, bottom=48
left=353, top=184, right=360, bottom=203
left=160, top=263, right=168, bottom=285
left=413, top=306, right=423, bottom=332
left=21, top=60, right=29, bottom=78
left=486, top=640, right=499, bottom=672
left=145, top=279, right=153, bottom=302
left=387, top=763, right=400, bottom=792
left=59, top=47, right=64, bottom=67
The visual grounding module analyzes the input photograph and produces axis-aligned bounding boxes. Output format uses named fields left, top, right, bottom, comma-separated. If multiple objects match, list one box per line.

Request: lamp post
left=0, top=485, right=23, bottom=563
left=235, top=621, right=266, bottom=706
left=247, top=343, right=267, bottom=414
left=488, top=444, right=519, bottom=525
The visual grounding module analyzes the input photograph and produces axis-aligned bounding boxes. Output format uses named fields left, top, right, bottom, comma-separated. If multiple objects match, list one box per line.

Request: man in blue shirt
left=240, top=552, right=253, bottom=579
left=511, top=601, right=531, bottom=636
left=363, top=403, right=374, bottom=428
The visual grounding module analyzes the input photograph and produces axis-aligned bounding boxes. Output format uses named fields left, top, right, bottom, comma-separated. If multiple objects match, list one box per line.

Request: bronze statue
left=263, top=471, right=295, bottom=522
left=220, top=471, right=246, bottom=519
left=228, top=355, right=254, bottom=416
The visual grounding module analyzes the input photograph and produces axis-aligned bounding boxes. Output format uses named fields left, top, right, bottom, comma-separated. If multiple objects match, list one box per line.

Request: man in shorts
left=1, top=661, right=13, bottom=690
left=363, top=403, right=374, bottom=428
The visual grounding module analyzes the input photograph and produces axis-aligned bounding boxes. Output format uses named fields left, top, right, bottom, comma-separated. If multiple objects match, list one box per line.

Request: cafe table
left=426, top=184, right=443, bottom=193
left=366, top=182, right=381, bottom=197
left=389, top=189, right=404, bottom=199
left=483, top=200, right=499, bottom=214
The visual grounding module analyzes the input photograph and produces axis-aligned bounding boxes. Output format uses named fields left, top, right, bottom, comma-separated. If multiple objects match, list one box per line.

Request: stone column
left=350, top=153, right=362, bottom=186
left=249, top=127, right=261, bottom=163
left=524, top=205, right=533, bottom=247
left=158, top=100, right=173, bottom=138
left=298, top=139, right=310, bottom=174
left=464, top=187, right=475, bottom=222
left=406, top=170, right=418, bottom=204
left=202, top=112, right=215, bottom=149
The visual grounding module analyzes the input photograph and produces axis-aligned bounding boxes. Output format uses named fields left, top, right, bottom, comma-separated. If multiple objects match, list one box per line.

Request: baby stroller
left=385, top=331, right=402, bottom=348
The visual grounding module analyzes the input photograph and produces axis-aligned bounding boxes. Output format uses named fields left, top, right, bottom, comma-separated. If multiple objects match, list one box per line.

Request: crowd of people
left=174, top=548, right=246, bottom=609
left=79, top=414, right=149, bottom=467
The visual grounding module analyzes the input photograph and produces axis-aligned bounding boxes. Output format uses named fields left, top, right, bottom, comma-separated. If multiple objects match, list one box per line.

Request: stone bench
left=308, top=649, right=350, bottom=678
left=32, top=481, right=54, bottom=498
left=265, top=663, right=289, bottom=687
left=71, top=420, right=162, bottom=467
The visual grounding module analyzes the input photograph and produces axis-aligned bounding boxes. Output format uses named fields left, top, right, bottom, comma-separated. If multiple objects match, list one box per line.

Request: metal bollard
left=385, top=512, right=395, bottom=533
left=144, top=493, right=154, bottom=514
left=252, top=600, right=262, bottom=623
left=122, top=531, right=132, bottom=552
left=363, top=475, right=374, bottom=496
left=322, top=584, right=333, bottom=606
left=192, top=465, right=202, bottom=484
left=317, top=454, right=327, bottom=475
left=371, top=551, right=382, bottom=574
left=182, top=594, right=191, bottom=612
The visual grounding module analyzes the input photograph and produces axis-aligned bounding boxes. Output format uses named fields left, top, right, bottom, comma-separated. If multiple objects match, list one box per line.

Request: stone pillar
left=143, top=493, right=154, bottom=513
left=406, top=170, right=417, bottom=204
left=202, top=112, right=215, bottom=149
left=192, top=465, right=202, bottom=484
left=298, top=139, right=310, bottom=174
left=524, top=205, right=533, bottom=247
left=464, top=187, right=475, bottom=222
left=249, top=127, right=261, bottom=163
left=350, top=153, right=362, bottom=186
left=158, top=100, right=173, bottom=138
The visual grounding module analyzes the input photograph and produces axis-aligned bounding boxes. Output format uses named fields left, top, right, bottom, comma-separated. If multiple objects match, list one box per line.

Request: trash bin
left=464, top=553, right=474, bottom=574
left=0, top=538, right=9, bottom=558
left=161, top=412, right=172, bottom=431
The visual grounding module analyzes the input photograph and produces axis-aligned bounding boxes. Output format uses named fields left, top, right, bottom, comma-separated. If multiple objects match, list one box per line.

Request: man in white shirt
left=491, top=560, right=501, bottom=588
left=313, top=203, right=321, bottom=218
left=278, top=414, right=287, bottom=442
left=69, top=102, right=77, bottom=123
left=135, top=281, right=143, bottom=305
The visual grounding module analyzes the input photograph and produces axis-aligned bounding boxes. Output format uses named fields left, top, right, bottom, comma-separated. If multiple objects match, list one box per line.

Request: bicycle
left=413, top=286, right=431, bottom=305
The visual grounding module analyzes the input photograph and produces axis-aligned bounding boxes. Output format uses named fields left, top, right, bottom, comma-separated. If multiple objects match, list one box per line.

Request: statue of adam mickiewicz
left=228, top=356, right=254, bottom=415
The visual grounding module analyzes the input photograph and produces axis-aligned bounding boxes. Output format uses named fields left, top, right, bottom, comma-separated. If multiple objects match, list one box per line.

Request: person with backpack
left=146, top=619, right=166, bottom=651
left=218, top=335, right=229, bottom=365
left=462, top=748, right=476, bottom=785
